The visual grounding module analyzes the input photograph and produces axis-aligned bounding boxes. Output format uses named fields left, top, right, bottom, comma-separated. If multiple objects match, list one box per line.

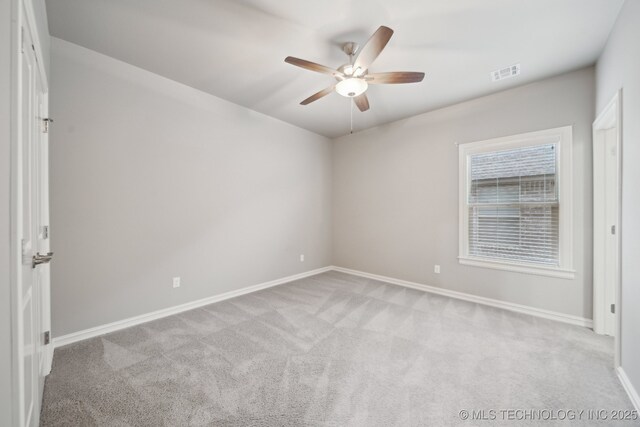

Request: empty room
left=2, top=0, right=640, bottom=425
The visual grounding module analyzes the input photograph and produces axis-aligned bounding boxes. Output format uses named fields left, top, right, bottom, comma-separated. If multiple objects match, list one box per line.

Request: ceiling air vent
left=491, top=64, right=520, bottom=82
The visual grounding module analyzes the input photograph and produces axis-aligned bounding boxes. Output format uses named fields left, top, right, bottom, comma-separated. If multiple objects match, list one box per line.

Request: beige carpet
left=40, top=271, right=636, bottom=426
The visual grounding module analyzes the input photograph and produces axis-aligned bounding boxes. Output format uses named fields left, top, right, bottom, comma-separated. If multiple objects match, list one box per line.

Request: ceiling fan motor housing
left=342, top=42, right=359, bottom=57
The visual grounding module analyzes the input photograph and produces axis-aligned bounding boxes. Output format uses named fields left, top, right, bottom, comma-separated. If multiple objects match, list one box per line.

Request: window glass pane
left=467, top=143, right=559, bottom=266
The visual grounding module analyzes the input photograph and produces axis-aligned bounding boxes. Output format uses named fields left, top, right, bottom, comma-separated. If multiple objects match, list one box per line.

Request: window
left=458, top=127, right=574, bottom=279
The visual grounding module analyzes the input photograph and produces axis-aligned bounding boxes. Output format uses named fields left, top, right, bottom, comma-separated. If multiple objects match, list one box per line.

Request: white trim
left=331, top=266, right=592, bottom=328
left=53, top=267, right=332, bottom=348
left=617, top=368, right=640, bottom=412
left=21, top=0, right=48, bottom=91
left=9, top=0, right=22, bottom=422
left=593, top=91, right=622, bottom=130
left=458, top=126, right=574, bottom=277
left=458, top=257, right=576, bottom=279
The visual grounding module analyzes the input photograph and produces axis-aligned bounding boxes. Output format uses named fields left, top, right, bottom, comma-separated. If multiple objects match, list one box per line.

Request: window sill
left=458, top=256, right=576, bottom=280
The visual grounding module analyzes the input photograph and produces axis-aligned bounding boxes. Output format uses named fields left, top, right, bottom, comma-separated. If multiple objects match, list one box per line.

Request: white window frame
left=458, top=126, right=575, bottom=279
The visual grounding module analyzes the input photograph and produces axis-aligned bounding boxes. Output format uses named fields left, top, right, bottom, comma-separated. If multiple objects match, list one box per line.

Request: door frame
left=9, top=0, right=50, bottom=425
left=592, top=89, right=622, bottom=367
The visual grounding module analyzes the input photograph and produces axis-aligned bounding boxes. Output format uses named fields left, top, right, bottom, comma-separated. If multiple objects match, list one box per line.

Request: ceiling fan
left=285, top=26, right=425, bottom=112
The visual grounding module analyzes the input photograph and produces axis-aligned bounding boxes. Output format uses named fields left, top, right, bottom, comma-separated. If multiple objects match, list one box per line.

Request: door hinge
left=21, top=27, right=24, bottom=53
left=43, top=225, right=49, bottom=239
left=611, top=304, right=615, bottom=314
left=44, top=331, right=50, bottom=345
left=43, top=118, right=53, bottom=133
left=611, top=225, right=616, bottom=235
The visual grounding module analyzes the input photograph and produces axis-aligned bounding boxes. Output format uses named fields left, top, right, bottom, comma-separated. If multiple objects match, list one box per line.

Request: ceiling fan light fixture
left=336, top=78, right=368, bottom=98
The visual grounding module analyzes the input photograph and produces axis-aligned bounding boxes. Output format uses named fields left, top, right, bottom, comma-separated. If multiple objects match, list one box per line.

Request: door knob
left=32, top=252, right=54, bottom=268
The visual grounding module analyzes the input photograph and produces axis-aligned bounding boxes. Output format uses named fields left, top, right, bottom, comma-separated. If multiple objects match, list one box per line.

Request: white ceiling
left=46, top=0, right=624, bottom=138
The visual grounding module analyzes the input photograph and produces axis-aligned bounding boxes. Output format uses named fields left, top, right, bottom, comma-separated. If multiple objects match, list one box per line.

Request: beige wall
left=596, top=0, right=640, bottom=400
left=50, top=38, right=332, bottom=337
left=333, top=67, right=595, bottom=319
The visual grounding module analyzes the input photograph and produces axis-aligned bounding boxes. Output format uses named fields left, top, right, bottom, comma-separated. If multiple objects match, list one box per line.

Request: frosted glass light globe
left=336, top=78, right=368, bottom=97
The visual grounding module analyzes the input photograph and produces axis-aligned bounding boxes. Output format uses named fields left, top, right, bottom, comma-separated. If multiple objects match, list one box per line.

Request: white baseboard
left=53, top=266, right=332, bottom=348
left=45, top=343, right=53, bottom=375
left=331, top=266, right=593, bottom=328
left=53, top=264, right=594, bottom=349
left=618, top=367, right=640, bottom=412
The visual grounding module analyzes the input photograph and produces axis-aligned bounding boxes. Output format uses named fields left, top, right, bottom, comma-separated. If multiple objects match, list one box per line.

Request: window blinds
left=468, top=144, right=559, bottom=265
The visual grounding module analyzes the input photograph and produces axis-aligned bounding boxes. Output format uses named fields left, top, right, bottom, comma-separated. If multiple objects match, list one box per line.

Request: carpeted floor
left=40, top=271, right=636, bottom=426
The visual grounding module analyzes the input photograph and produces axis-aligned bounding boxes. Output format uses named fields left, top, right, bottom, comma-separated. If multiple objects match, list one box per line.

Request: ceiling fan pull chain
left=350, top=98, right=354, bottom=134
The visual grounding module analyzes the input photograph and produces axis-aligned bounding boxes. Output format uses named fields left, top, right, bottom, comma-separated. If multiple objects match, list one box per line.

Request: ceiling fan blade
left=367, top=72, right=425, bottom=84
left=353, top=93, right=370, bottom=112
left=285, top=56, right=343, bottom=78
left=300, top=85, right=335, bottom=105
left=353, top=26, right=394, bottom=73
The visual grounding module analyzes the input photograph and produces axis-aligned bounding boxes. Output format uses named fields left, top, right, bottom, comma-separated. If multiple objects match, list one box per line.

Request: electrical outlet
left=173, top=277, right=181, bottom=288
left=434, top=265, right=441, bottom=274
left=300, top=254, right=305, bottom=262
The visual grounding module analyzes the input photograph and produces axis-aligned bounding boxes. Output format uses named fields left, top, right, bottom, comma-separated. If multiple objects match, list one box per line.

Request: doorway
left=592, top=90, right=622, bottom=365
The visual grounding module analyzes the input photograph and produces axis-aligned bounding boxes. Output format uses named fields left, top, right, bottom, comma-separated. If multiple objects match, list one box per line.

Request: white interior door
left=592, top=91, right=621, bottom=345
left=17, top=8, right=51, bottom=426
left=19, top=18, right=38, bottom=426
left=602, top=128, right=618, bottom=336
